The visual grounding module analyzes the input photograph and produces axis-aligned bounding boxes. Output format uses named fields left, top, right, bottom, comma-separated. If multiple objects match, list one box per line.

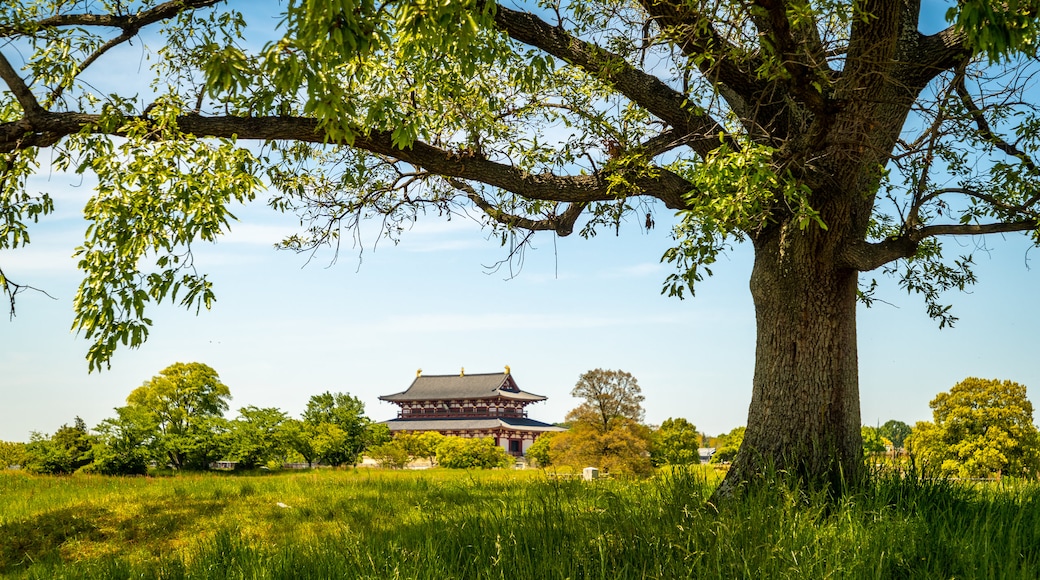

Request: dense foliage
left=542, top=369, right=654, bottom=475
left=435, top=436, right=512, bottom=469
left=909, top=377, right=1040, bottom=478
left=8, top=362, right=390, bottom=474
left=126, top=362, right=232, bottom=470
left=651, top=417, right=702, bottom=466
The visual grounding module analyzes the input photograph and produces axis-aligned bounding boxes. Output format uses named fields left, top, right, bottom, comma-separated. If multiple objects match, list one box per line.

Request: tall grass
left=2, top=467, right=1038, bottom=579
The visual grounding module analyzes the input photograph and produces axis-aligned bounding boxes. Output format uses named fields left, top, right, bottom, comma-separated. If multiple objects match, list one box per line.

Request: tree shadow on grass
left=0, top=495, right=230, bottom=575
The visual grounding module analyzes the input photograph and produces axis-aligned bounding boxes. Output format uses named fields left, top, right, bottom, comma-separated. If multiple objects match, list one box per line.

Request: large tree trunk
left=715, top=222, right=863, bottom=498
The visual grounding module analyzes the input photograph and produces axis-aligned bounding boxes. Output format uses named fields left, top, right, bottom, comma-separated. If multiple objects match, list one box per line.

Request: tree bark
left=715, top=222, right=863, bottom=499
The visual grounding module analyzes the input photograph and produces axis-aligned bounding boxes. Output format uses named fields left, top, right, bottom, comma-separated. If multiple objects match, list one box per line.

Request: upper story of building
left=379, top=367, right=548, bottom=420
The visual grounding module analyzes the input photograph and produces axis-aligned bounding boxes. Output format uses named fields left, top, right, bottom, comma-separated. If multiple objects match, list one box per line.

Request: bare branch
left=451, top=179, right=587, bottom=236
left=955, top=70, right=1039, bottom=175
left=46, top=28, right=138, bottom=106
left=916, top=221, right=1038, bottom=238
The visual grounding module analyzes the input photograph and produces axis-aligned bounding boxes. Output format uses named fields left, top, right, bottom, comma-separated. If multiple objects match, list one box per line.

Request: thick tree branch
left=638, top=0, right=772, bottom=119
left=894, top=4, right=970, bottom=94
left=750, top=0, right=832, bottom=113
left=842, top=221, right=1039, bottom=271
left=840, top=0, right=902, bottom=96
left=0, top=0, right=224, bottom=36
left=0, top=111, right=695, bottom=209
left=492, top=5, right=730, bottom=158
left=0, top=51, right=43, bottom=117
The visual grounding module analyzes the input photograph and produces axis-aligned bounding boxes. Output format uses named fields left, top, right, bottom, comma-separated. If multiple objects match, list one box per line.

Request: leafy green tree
left=652, top=417, right=702, bottom=466
left=861, top=426, right=889, bottom=456
left=567, top=369, right=645, bottom=431
left=393, top=431, right=446, bottom=465
left=302, top=391, right=372, bottom=467
left=227, top=406, right=288, bottom=469
left=365, top=423, right=392, bottom=450
left=878, top=420, right=912, bottom=450
left=91, top=405, right=157, bottom=475
left=908, top=378, right=1040, bottom=479
left=435, top=437, right=512, bottom=469
left=526, top=433, right=556, bottom=468
left=23, top=433, right=72, bottom=475
left=0, top=440, right=27, bottom=468
left=711, top=427, right=746, bottom=465
left=23, top=417, right=95, bottom=474
left=126, top=362, right=232, bottom=469
left=4, top=0, right=1040, bottom=494
left=368, top=440, right=410, bottom=469
left=279, top=418, right=318, bottom=468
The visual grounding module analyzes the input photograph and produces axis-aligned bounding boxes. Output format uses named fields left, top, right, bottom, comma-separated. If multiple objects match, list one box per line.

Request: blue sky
left=2, top=0, right=1039, bottom=442
left=3, top=164, right=1038, bottom=442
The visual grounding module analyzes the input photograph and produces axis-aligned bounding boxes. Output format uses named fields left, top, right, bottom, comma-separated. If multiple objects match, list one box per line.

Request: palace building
left=379, top=367, right=564, bottom=456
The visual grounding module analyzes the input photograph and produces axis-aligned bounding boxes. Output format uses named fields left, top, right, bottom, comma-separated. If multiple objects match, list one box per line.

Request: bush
left=435, top=437, right=512, bottom=469
left=369, top=442, right=410, bottom=469
left=526, top=433, right=555, bottom=467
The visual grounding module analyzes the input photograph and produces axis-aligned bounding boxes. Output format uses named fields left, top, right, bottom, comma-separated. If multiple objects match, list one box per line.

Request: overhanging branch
left=0, top=111, right=695, bottom=210
left=0, top=0, right=224, bottom=36
left=451, top=179, right=587, bottom=236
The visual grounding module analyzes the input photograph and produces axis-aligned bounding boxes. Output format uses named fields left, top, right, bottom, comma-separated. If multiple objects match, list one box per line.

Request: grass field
left=2, top=466, right=1039, bottom=579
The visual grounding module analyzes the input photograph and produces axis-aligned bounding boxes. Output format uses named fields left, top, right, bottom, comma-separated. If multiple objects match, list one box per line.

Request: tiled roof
left=379, top=372, right=547, bottom=402
left=382, top=417, right=566, bottom=432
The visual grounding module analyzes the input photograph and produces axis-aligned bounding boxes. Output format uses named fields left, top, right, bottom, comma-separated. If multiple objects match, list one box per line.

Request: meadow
left=1, top=466, right=1039, bottom=579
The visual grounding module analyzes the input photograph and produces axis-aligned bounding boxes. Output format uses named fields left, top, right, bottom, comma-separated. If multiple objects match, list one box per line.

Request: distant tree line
left=2, top=362, right=392, bottom=475
left=4, top=369, right=1035, bottom=481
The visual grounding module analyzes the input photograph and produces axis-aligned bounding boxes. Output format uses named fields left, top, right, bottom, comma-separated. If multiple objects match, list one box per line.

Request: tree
left=553, top=369, right=653, bottom=474
left=0, top=440, right=27, bottom=468
left=394, top=431, right=446, bottom=465
left=227, top=406, right=289, bottom=469
left=907, top=377, right=1040, bottom=479
left=126, top=362, right=232, bottom=469
left=652, top=417, right=702, bottom=466
left=367, top=440, right=411, bottom=469
left=279, top=418, right=318, bottom=468
left=435, top=436, right=512, bottom=469
left=302, top=391, right=372, bottom=467
left=550, top=419, right=654, bottom=475
left=526, top=433, right=555, bottom=468
left=91, top=405, right=157, bottom=475
left=567, top=369, right=645, bottom=430
left=878, top=420, right=912, bottom=450
left=710, top=427, right=746, bottom=465
left=3, top=0, right=1039, bottom=494
left=23, top=417, right=95, bottom=474
left=861, top=426, right=890, bottom=456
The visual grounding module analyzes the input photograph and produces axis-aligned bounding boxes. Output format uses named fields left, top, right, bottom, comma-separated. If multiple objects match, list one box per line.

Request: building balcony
left=395, top=409, right=528, bottom=420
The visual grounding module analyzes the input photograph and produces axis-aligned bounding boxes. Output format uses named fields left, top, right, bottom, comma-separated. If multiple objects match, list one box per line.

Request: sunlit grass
left=2, top=466, right=1038, bottom=579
